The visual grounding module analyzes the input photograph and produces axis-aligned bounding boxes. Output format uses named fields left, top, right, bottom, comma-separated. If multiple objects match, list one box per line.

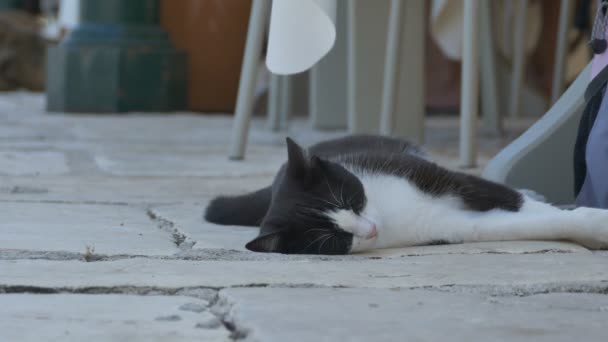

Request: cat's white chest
left=357, top=173, right=464, bottom=248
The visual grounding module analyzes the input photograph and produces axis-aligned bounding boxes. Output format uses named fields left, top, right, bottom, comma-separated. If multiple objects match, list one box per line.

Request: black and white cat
left=205, top=135, right=608, bottom=255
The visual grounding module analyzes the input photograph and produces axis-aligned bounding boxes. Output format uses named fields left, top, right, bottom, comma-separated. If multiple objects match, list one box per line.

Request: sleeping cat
left=205, top=135, right=608, bottom=255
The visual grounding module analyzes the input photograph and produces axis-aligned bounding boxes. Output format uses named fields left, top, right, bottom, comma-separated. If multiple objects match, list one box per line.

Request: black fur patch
left=339, top=152, right=523, bottom=212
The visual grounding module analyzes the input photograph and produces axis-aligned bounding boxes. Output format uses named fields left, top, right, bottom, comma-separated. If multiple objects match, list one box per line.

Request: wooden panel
left=161, top=0, right=252, bottom=112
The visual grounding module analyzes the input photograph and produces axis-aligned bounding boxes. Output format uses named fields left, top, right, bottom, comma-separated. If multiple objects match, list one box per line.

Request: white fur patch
left=327, top=208, right=379, bottom=253
left=327, top=210, right=374, bottom=237
left=337, top=168, right=608, bottom=253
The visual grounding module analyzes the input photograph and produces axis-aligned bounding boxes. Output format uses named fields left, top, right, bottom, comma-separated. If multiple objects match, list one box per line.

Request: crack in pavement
left=2, top=282, right=608, bottom=298
left=146, top=208, right=196, bottom=249
left=2, top=282, right=608, bottom=341
left=4, top=246, right=603, bottom=263
left=208, top=281, right=608, bottom=341
left=0, top=248, right=386, bottom=262
left=0, top=285, right=219, bottom=299
left=210, top=291, right=248, bottom=341
left=4, top=245, right=605, bottom=263
left=419, top=281, right=608, bottom=297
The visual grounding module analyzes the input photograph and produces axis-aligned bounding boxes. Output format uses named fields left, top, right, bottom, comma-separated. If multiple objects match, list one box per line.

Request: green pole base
left=47, top=45, right=187, bottom=113
left=46, top=16, right=187, bottom=113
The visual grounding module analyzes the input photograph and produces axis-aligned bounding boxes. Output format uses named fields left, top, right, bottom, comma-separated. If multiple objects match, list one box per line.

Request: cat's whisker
left=318, top=234, right=334, bottom=254
left=347, top=189, right=362, bottom=207
left=310, top=196, right=340, bottom=208
left=339, top=179, right=346, bottom=207
left=301, top=233, right=332, bottom=253
left=330, top=235, right=337, bottom=253
left=296, top=205, right=327, bottom=215
left=295, top=209, right=325, bottom=218
left=304, top=228, right=332, bottom=235
left=297, top=217, right=330, bottom=225
left=325, top=178, right=341, bottom=207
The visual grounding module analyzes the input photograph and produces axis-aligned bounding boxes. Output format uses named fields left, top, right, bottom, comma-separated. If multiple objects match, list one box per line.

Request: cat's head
left=245, top=138, right=380, bottom=255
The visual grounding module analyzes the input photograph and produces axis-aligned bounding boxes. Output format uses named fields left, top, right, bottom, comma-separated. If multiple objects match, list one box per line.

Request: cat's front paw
left=571, top=207, right=608, bottom=250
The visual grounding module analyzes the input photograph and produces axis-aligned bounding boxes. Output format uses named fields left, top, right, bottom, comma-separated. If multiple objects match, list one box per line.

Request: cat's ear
left=245, top=232, right=286, bottom=253
left=286, top=137, right=309, bottom=179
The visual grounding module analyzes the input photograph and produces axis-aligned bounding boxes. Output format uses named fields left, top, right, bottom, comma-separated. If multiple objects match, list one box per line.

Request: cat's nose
left=365, top=225, right=378, bottom=240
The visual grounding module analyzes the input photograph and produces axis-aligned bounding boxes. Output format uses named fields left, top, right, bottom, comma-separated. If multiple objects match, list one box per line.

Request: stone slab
left=0, top=202, right=178, bottom=256
left=362, top=241, right=591, bottom=257
left=149, top=204, right=257, bottom=251
left=0, top=124, right=45, bottom=139
left=0, top=294, right=229, bottom=342
left=94, top=148, right=284, bottom=177
left=2, top=253, right=607, bottom=289
left=221, top=287, right=608, bottom=342
left=0, top=175, right=272, bottom=204
left=0, top=151, right=69, bottom=176
left=66, top=114, right=287, bottom=146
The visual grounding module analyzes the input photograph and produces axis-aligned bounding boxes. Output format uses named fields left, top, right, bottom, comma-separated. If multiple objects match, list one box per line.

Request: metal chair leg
left=229, top=0, right=271, bottom=160
left=460, top=0, right=481, bottom=168
left=480, top=0, right=503, bottom=135
left=267, top=73, right=282, bottom=131
left=551, top=0, right=574, bottom=104
left=379, top=0, right=404, bottom=136
left=508, top=0, right=529, bottom=118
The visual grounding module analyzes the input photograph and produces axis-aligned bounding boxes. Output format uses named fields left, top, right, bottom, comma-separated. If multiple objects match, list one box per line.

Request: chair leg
left=480, top=0, right=503, bottom=136
left=229, top=0, right=271, bottom=160
left=279, top=75, right=292, bottom=130
left=379, top=0, right=403, bottom=136
left=393, top=0, right=425, bottom=143
left=267, top=74, right=291, bottom=131
left=508, top=0, right=529, bottom=118
left=267, top=73, right=281, bottom=131
left=551, top=0, right=574, bottom=104
left=460, top=0, right=481, bottom=168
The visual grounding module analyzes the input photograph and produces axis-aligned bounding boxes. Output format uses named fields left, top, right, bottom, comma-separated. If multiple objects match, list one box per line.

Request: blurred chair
left=483, top=63, right=590, bottom=205
left=229, top=0, right=425, bottom=160
left=229, top=0, right=271, bottom=160
left=229, top=0, right=575, bottom=165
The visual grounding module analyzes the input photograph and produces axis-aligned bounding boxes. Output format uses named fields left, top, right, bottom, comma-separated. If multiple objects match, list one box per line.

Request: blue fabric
left=577, top=91, right=608, bottom=208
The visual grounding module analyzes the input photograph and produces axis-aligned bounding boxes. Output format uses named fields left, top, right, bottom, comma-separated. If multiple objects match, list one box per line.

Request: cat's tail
left=204, top=186, right=272, bottom=227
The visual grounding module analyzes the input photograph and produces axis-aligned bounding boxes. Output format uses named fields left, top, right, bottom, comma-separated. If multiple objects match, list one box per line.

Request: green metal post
left=46, top=0, right=187, bottom=113
left=0, top=0, right=22, bottom=10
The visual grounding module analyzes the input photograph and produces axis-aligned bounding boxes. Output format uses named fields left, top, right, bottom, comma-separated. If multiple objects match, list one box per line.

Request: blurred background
left=0, top=0, right=597, bottom=182
left=0, top=0, right=591, bottom=113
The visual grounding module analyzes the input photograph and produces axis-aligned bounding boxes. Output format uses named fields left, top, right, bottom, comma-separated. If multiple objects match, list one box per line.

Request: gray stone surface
left=1, top=92, right=606, bottom=341
left=221, top=288, right=608, bottom=342
left=362, top=240, right=591, bottom=257
left=0, top=294, right=229, bottom=342
left=94, top=147, right=284, bottom=177
left=0, top=150, right=69, bottom=176
left=0, top=175, right=272, bottom=204
left=2, top=253, right=607, bottom=289
left=0, top=202, right=178, bottom=255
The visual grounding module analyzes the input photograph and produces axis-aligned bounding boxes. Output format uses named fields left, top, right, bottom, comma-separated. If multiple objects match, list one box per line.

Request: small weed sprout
left=84, top=244, right=96, bottom=262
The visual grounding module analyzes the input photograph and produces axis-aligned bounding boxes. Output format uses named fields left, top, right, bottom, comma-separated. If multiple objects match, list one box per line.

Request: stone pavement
left=1, top=92, right=607, bottom=341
